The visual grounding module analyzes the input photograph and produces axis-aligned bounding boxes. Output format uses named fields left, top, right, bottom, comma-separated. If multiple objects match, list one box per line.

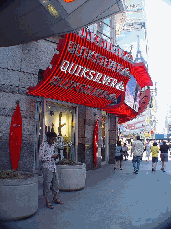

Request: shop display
left=43, top=101, right=76, bottom=160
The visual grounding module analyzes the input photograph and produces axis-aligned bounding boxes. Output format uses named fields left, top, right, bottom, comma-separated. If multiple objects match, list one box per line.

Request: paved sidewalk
left=1, top=159, right=171, bottom=229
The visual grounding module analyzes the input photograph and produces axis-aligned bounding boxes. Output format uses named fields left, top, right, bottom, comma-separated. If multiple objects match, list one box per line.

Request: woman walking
left=151, top=142, right=159, bottom=171
left=122, top=143, right=128, bottom=161
left=145, top=140, right=151, bottom=162
left=114, top=141, right=123, bottom=170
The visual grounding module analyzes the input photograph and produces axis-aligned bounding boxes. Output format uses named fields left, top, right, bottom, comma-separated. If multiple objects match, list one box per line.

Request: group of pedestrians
left=144, top=139, right=169, bottom=172
left=114, top=136, right=170, bottom=174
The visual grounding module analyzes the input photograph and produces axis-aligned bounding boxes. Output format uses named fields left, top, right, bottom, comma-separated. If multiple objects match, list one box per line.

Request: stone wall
left=78, top=105, right=102, bottom=170
left=108, top=114, right=118, bottom=164
left=0, top=37, right=60, bottom=172
left=78, top=105, right=86, bottom=163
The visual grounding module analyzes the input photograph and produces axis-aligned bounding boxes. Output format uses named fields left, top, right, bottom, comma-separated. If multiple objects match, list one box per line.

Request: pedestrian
left=39, top=132, right=64, bottom=209
left=169, top=141, right=171, bottom=156
left=114, top=141, right=123, bottom=170
left=131, top=136, right=144, bottom=174
left=122, top=143, right=128, bottom=161
left=160, top=141, right=169, bottom=172
left=151, top=142, right=159, bottom=171
left=145, top=140, right=151, bottom=162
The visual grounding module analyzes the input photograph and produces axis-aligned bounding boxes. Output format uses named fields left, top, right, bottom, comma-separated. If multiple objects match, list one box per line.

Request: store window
left=43, top=101, right=76, bottom=160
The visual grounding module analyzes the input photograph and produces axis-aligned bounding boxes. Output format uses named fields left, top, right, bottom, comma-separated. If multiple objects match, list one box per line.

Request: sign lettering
left=27, top=32, right=133, bottom=108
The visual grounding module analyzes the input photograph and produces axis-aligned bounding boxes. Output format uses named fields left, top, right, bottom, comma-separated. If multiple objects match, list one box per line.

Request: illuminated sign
left=27, top=31, right=133, bottom=108
left=78, top=28, right=133, bottom=63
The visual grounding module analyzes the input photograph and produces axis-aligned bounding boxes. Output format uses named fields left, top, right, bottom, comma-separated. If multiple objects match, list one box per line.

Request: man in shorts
left=39, top=132, right=64, bottom=209
left=160, top=141, right=169, bottom=172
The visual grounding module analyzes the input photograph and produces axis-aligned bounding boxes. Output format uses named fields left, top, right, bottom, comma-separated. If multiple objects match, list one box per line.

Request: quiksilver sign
left=27, top=31, right=133, bottom=108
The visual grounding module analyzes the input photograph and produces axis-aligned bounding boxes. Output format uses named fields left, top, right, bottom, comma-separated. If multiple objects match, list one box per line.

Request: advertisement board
left=125, top=75, right=141, bottom=112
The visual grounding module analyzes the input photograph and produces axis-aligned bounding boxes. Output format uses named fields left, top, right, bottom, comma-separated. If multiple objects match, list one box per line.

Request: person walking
left=151, top=142, right=159, bottom=171
left=160, top=141, right=169, bottom=172
left=114, top=141, right=123, bottom=170
left=131, top=136, right=144, bottom=174
left=39, top=132, right=64, bottom=209
left=122, top=143, right=128, bottom=161
left=145, top=140, right=151, bottom=162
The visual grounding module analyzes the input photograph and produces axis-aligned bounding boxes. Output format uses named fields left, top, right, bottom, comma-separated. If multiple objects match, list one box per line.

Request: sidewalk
left=1, top=159, right=171, bottom=229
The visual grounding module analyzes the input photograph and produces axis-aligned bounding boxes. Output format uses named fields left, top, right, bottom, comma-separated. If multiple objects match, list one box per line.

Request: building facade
left=0, top=2, right=152, bottom=173
left=0, top=32, right=121, bottom=172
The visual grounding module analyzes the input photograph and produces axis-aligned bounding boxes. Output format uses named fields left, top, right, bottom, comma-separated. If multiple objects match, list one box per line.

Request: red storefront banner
left=27, top=32, right=133, bottom=108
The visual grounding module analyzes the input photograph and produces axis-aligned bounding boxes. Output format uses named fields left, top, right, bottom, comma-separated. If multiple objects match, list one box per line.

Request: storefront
left=0, top=26, right=152, bottom=172
left=27, top=28, right=134, bottom=170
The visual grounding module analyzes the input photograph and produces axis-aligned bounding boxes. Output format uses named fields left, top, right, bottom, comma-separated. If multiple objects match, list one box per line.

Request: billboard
left=125, top=75, right=141, bottom=112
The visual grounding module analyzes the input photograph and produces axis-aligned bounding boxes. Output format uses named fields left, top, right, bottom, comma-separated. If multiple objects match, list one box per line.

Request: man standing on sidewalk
left=39, top=132, right=64, bottom=209
left=131, top=136, right=144, bottom=174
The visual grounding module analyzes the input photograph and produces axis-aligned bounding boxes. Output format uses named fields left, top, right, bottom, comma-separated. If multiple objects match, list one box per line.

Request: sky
left=144, top=0, right=171, bottom=133
left=117, top=0, right=171, bottom=134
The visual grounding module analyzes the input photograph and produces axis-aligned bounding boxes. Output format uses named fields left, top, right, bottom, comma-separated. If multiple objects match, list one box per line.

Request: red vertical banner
left=93, top=116, right=99, bottom=168
left=9, top=103, right=22, bottom=170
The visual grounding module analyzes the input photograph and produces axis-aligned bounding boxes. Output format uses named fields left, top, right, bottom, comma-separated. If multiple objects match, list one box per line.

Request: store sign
left=78, top=28, right=133, bottom=63
left=27, top=30, right=133, bottom=108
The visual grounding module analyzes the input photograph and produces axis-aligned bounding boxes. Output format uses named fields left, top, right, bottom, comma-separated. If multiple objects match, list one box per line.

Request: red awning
left=131, top=62, right=153, bottom=88
left=27, top=33, right=132, bottom=109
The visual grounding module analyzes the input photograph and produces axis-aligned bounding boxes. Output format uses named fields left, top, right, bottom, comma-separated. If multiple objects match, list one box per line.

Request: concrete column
left=109, top=114, right=118, bottom=164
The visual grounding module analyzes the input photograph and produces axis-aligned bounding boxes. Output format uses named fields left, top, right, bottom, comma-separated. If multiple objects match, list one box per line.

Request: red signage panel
left=27, top=32, right=133, bottom=108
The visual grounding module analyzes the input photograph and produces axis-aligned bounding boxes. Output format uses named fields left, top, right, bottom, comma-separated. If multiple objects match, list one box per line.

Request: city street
left=1, top=157, right=171, bottom=229
left=0, top=1, right=171, bottom=229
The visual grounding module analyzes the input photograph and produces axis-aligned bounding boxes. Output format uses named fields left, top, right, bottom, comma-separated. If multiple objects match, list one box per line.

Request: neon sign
left=78, top=28, right=133, bottom=63
left=27, top=31, right=133, bottom=108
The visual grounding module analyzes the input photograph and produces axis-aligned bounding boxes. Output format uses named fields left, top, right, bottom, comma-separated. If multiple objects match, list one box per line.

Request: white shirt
left=132, top=140, right=144, bottom=156
left=39, top=141, right=56, bottom=172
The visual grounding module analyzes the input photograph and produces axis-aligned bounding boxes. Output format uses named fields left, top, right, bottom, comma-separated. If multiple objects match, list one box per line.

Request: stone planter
left=0, top=173, right=38, bottom=220
left=57, top=163, right=86, bottom=191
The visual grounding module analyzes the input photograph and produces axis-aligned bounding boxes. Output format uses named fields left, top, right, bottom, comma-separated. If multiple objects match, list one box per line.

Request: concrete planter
left=57, top=163, right=86, bottom=191
left=0, top=173, right=38, bottom=220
